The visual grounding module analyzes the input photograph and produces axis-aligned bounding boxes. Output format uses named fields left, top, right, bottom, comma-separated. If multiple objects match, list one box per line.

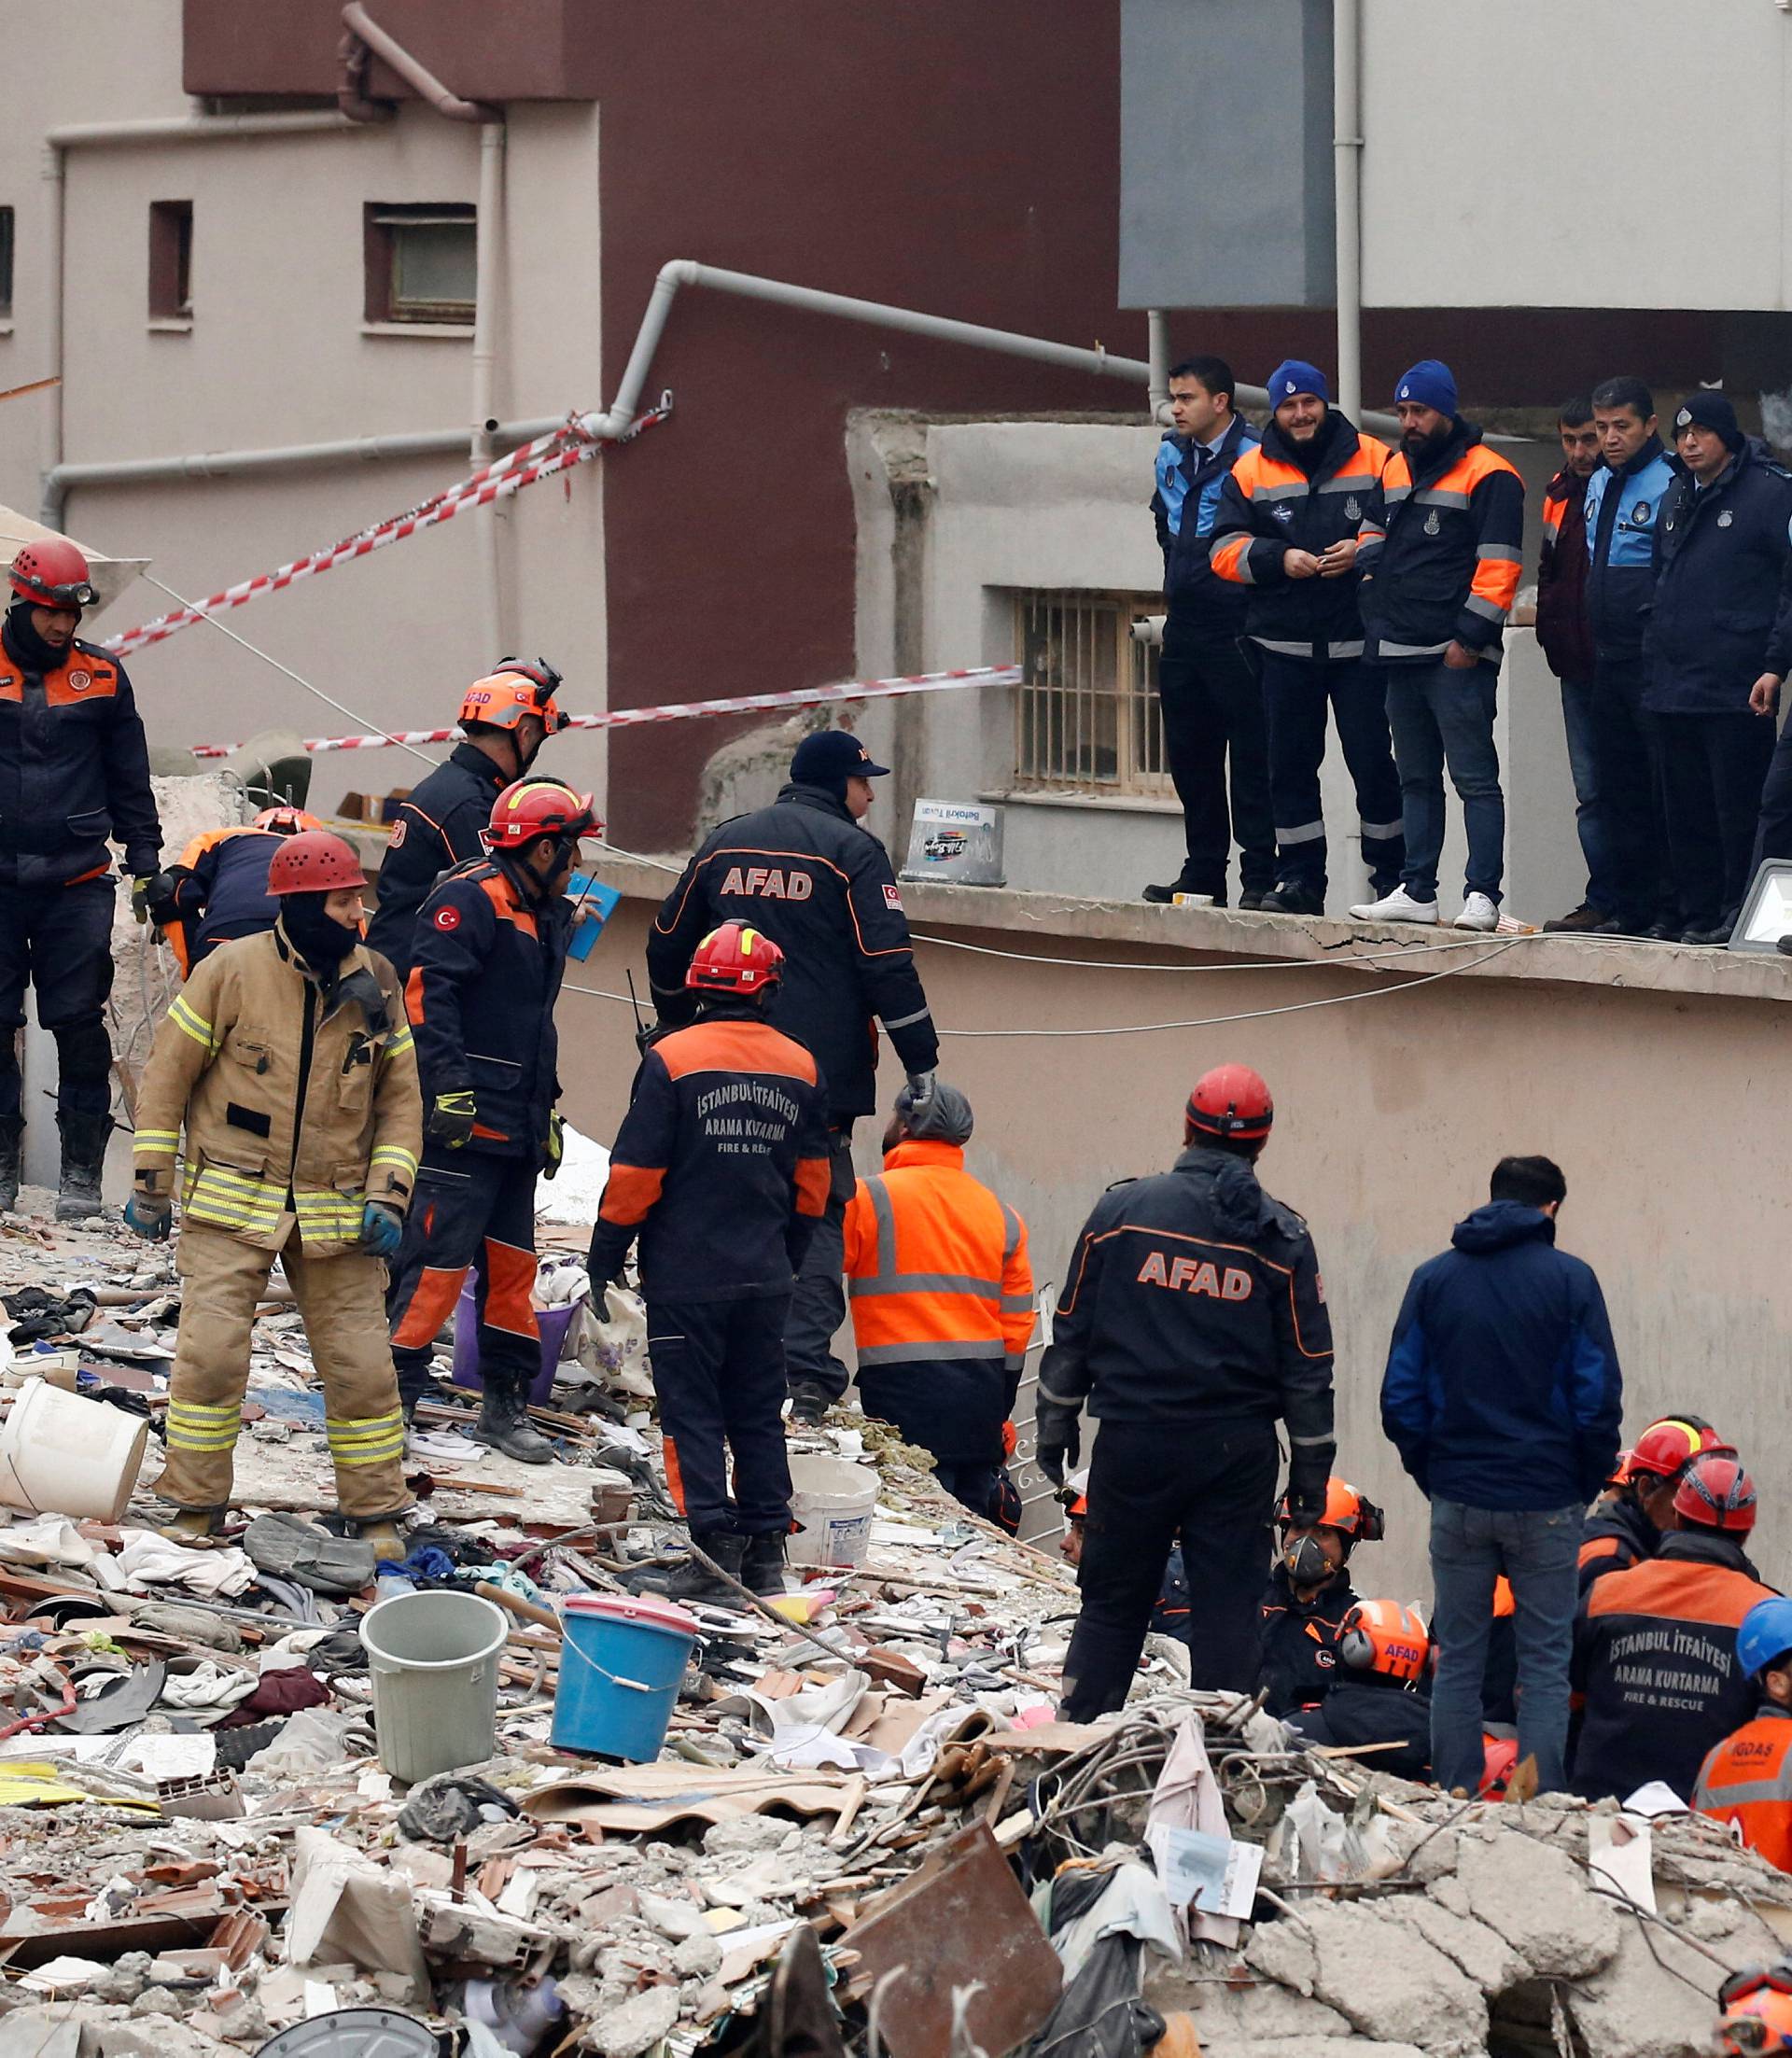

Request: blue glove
left=359, top=1200, right=404, bottom=1257
left=123, top=1191, right=172, bottom=1241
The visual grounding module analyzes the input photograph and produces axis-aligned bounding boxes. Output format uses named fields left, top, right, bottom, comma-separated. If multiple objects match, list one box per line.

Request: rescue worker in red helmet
left=144, top=806, right=325, bottom=977
left=589, top=922, right=832, bottom=1602
left=1286, top=1599, right=1434, bottom=1780
left=123, top=832, right=419, bottom=1552
left=0, top=539, right=162, bottom=1219
left=1258, top=1477, right=1383, bottom=1717
left=385, top=777, right=595, bottom=1462
left=1695, top=1596, right=1792, bottom=1871
left=1716, top=1962, right=1792, bottom=2054
left=1038, top=1062, right=1336, bottom=1717
left=1579, top=1412, right=1729, bottom=1599
left=365, top=660, right=568, bottom=980
left=1572, top=1452, right=1778, bottom=1800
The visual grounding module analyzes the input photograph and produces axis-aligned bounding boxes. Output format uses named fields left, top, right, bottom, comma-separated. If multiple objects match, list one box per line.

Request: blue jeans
left=1429, top=1497, right=1581, bottom=1796
left=1559, top=674, right=1614, bottom=914
left=1384, top=661, right=1505, bottom=902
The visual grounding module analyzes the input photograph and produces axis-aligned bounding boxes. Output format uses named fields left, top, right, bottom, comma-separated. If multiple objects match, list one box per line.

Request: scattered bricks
left=1455, top=1829, right=1622, bottom=1981
left=861, top=1646, right=927, bottom=1696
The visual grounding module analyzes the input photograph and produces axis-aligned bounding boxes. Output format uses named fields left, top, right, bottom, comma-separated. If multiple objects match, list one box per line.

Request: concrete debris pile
left=0, top=1204, right=1770, bottom=2058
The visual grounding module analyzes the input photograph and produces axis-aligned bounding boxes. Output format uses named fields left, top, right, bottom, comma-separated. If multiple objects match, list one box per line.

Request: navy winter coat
left=1151, top=413, right=1259, bottom=644
left=1584, top=436, right=1677, bottom=665
left=1380, top=1201, right=1622, bottom=1511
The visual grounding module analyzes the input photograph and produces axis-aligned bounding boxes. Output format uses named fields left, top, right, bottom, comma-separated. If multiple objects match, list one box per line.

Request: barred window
left=1013, top=590, right=1169, bottom=797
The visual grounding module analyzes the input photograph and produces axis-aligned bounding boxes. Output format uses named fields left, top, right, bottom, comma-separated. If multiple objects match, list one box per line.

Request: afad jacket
left=648, top=784, right=937, bottom=1124
left=1035, top=1145, right=1336, bottom=1500
left=1536, top=467, right=1597, bottom=683
left=1695, top=1703, right=1792, bottom=1871
left=132, top=926, right=421, bottom=1255
left=1380, top=1200, right=1622, bottom=1511
left=1151, top=413, right=1260, bottom=641
left=1646, top=438, right=1792, bottom=716
left=365, top=741, right=510, bottom=980
left=0, top=624, right=161, bottom=889
left=1257, top=1563, right=1361, bottom=1716
left=1572, top=1530, right=1779, bottom=1803
left=1583, top=436, right=1677, bottom=665
left=589, top=1003, right=832, bottom=1302
left=1577, top=1494, right=1658, bottom=1603
left=405, top=856, right=568, bottom=1161
left=841, top=1137, right=1035, bottom=1465
left=1210, top=409, right=1393, bottom=661
left=161, top=826, right=284, bottom=977
left=1356, top=418, right=1524, bottom=665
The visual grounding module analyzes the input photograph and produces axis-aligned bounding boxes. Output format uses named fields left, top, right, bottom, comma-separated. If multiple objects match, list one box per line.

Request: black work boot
left=471, top=1382, right=556, bottom=1464
left=741, top=1531, right=789, bottom=1596
left=645, top=1531, right=747, bottom=1605
left=0, top=1120, right=23, bottom=1214
left=788, top=1381, right=830, bottom=1428
left=54, top=1112, right=110, bottom=1223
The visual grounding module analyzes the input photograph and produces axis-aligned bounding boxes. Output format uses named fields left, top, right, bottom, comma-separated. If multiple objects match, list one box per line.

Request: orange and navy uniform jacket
left=1258, top=1564, right=1360, bottom=1715
left=1578, top=1494, right=1657, bottom=1603
left=404, top=856, right=568, bottom=1161
left=1695, top=1704, right=1792, bottom=1871
left=588, top=1000, right=832, bottom=1301
left=841, top=1137, right=1034, bottom=1465
left=1571, top=1531, right=1780, bottom=1802
left=647, top=783, right=936, bottom=1124
left=0, top=623, right=161, bottom=888
left=1355, top=418, right=1525, bottom=666
left=366, top=742, right=508, bottom=980
left=1210, top=409, right=1393, bottom=662
left=159, top=826, right=285, bottom=977
left=1034, top=1145, right=1335, bottom=1495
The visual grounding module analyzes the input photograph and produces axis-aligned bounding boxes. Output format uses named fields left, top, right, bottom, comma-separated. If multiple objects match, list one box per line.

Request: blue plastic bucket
left=552, top=1591, right=698, bottom=1762
left=450, top=1280, right=578, bottom=1405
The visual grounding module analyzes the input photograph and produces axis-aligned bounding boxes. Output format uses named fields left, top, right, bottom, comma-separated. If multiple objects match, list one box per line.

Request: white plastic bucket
left=0, top=1379, right=149, bottom=1521
left=360, top=1589, right=508, bottom=1784
left=787, top=1454, right=878, bottom=1569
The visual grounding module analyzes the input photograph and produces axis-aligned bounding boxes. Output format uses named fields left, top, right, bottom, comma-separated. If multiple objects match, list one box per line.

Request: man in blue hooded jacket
left=1380, top=1155, right=1622, bottom=1797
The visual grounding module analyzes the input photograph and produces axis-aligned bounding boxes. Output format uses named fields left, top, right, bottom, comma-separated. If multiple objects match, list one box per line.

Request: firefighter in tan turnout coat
left=126, top=831, right=422, bottom=1541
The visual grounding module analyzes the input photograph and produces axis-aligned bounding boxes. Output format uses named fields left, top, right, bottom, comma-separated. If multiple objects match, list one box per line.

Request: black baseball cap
left=791, top=730, right=891, bottom=784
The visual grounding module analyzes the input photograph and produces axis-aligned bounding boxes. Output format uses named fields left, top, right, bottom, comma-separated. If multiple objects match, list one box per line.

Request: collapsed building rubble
left=0, top=1197, right=1771, bottom=2058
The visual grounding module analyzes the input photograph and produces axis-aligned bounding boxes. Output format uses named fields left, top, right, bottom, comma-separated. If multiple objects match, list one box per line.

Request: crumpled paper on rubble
left=286, top=1824, right=428, bottom=1993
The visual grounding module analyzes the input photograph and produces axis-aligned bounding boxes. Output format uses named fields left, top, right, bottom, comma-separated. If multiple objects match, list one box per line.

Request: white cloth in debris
left=714, top=1668, right=870, bottom=1770
left=0, top=1515, right=98, bottom=1570
left=1144, top=1711, right=1240, bottom=1949
left=1047, top=1861, right=1183, bottom=1983
left=160, top=1659, right=259, bottom=1711
left=116, top=1529, right=256, bottom=1598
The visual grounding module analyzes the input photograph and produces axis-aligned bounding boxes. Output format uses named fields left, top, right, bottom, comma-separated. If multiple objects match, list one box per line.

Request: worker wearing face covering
left=1258, top=1477, right=1384, bottom=1716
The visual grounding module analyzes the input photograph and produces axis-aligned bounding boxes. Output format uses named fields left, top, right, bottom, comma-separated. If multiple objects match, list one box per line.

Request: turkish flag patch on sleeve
left=433, top=905, right=461, bottom=931
left=883, top=884, right=903, bottom=911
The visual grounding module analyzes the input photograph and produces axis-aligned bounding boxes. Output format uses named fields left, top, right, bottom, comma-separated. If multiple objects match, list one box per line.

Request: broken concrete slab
left=1454, top=1827, right=1622, bottom=1980
left=1255, top=1898, right=1489, bottom=2054
left=1385, top=1893, right=1523, bottom=1995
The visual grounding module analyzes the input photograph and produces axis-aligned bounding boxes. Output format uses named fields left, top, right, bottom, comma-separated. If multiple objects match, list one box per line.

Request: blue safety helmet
left=1737, top=1597, right=1792, bottom=1681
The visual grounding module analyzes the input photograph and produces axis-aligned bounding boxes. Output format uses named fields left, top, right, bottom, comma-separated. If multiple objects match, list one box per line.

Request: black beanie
left=1673, top=392, right=1743, bottom=453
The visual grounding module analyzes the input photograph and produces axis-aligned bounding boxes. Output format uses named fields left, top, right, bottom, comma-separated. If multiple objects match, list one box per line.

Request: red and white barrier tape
left=101, top=402, right=671, bottom=661
left=188, top=665, right=1022, bottom=760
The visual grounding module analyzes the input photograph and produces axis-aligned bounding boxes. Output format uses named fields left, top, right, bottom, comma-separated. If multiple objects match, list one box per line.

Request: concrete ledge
left=592, top=853, right=1792, bottom=1006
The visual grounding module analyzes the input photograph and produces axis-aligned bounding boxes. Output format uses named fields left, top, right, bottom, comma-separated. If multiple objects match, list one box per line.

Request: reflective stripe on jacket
left=132, top=926, right=422, bottom=1255
left=1695, top=1707, right=1792, bottom=1871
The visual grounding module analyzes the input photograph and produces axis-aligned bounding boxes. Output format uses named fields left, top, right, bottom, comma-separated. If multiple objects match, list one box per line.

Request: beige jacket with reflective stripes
left=133, top=927, right=423, bottom=1255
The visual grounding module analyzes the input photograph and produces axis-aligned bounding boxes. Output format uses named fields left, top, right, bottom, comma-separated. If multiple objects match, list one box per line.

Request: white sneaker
left=1455, top=892, right=1500, bottom=932
left=1348, top=887, right=1439, bottom=924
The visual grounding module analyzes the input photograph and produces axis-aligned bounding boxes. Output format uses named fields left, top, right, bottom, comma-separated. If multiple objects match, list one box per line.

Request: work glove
left=1283, top=1477, right=1329, bottom=1531
left=123, top=1190, right=172, bottom=1242
left=138, top=871, right=183, bottom=927
left=1034, top=1402, right=1081, bottom=1489
left=427, top=1088, right=477, bottom=1150
left=904, top=1071, right=937, bottom=1117
left=358, top=1199, right=404, bottom=1258
left=130, top=875, right=161, bottom=926
left=543, top=1111, right=565, bottom=1180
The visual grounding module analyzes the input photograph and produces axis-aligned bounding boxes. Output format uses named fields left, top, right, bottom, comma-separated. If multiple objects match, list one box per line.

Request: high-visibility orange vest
left=1696, top=1709, right=1792, bottom=1871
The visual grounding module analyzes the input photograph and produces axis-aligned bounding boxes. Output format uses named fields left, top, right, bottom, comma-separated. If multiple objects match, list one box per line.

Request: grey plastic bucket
left=359, top=1589, right=508, bottom=1784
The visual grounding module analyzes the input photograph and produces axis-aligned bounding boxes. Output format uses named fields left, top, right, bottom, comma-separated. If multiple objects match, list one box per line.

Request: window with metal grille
left=364, top=203, right=476, bottom=325
left=1012, top=590, right=1169, bottom=797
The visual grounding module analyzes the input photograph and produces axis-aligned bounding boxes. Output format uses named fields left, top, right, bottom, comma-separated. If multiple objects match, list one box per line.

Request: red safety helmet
left=1338, top=1599, right=1429, bottom=1683
left=686, top=921, right=785, bottom=995
left=253, top=805, right=323, bottom=835
left=483, top=777, right=600, bottom=852
left=458, top=657, right=570, bottom=735
left=10, top=539, right=98, bottom=610
left=1719, top=1965, right=1792, bottom=2052
left=1673, top=1452, right=1757, bottom=1534
left=1185, top=1063, right=1273, bottom=1142
left=1611, top=1414, right=1729, bottom=1488
left=267, top=831, right=370, bottom=895
left=1276, top=1477, right=1386, bottom=1545
left=1479, top=1733, right=1519, bottom=1799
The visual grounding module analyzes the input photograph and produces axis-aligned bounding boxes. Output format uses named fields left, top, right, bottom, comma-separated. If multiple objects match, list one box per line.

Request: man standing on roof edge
left=647, top=729, right=938, bottom=1427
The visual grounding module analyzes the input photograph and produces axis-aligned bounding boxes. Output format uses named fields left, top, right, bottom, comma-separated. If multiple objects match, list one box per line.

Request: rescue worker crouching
left=1037, top=1063, right=1336, bottom=1718
left=1258, top=1477, right=1382, bottom=1717
left=123, top=831, right=419, bottom=1549
left=385, top=778, right=595, bottom=1464
left=588, top=923, right=832, bottom=1603
left=1285, top=1598, right=1434, bottom=1781
left=144, top=806, right=323, bottom=977
left=841, top=1080, right=1034, bottom=1523
left=1696, top=1596, right=1792, bottom=1871
left=365, top=660, right=568, bottom=981
left=0, top=541, right=163, bottom=1220
left=1580, top=1411, right=1730, bottom=1600
left=1717, top=1961, right=1792, bottom=2053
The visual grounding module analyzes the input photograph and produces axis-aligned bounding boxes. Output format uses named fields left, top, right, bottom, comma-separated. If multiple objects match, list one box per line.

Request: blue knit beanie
left=1394, top=359, right=1458, bottom=416
left=1267, top=359, right=1329, bottom=408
